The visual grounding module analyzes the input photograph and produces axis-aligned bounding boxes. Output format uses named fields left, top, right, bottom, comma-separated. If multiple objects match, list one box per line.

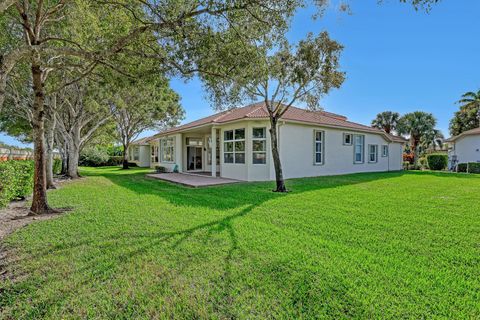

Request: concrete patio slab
left=146, top=173, right=240, bottom=187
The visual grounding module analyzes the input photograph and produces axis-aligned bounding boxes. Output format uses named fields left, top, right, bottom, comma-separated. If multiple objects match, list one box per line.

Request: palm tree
left=397, top=111, right=437, bottom=164
left=371, top=111, right=400, bottom=134
left=458, top=89, right=480, bottom=125
left=420, top=128, right=444, bottom=152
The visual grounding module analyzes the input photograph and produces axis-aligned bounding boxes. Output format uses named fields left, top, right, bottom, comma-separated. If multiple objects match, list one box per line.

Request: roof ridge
left=212, top=108, right=233, bottom=122
left=245, top=104, right=266, bottom=118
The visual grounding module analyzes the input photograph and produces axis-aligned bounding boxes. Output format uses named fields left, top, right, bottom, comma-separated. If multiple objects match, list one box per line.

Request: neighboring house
left=446, top=127, right=480, bottom=168
left=128, top=137, right=151, bottom=168
left=129, top=102, right=406, bottom=181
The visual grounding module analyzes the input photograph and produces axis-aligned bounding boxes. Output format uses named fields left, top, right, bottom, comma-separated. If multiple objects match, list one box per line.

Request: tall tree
left=397, top=111, right=437, bottom=164
left=449, top=89, right=480, bottom=136
left=371, top=111, right=400, bottom=134
left=109, top=76, right=183, bottom=169
left=205, top=32, right=345, bottom=192
left=54, top=80, right=113, bottom=179
left=0, top=0, right=308, bottom=213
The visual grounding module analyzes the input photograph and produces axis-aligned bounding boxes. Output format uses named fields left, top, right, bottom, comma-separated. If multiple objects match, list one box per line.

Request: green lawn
left=1, top=168, right=479, bottom=319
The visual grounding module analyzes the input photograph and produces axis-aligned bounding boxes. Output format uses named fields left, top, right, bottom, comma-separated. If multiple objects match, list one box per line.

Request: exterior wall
left=450, top=135, right=480, bottom=164
left=278, top=123, right=402, bottom=179
left=129, top=145, right=151, bottom=167
left=151, top=120, right=404, bottom=180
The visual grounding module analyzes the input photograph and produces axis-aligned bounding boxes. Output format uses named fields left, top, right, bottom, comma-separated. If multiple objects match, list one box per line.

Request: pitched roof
left=152, top=102, right=406, bottom=143
left=131, top=136, right=153, bottom=145
left=446, top=127, right=480, bottom=142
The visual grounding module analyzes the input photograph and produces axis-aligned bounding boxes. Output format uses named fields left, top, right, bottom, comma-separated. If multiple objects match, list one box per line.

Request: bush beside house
left=456, top=162, right=480, bottom=174
left=0, top=160, right=34, bottom=208
left=426, top=154, right=448, bottom=171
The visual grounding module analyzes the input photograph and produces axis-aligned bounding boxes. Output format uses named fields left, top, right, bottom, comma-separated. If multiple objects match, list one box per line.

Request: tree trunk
left=45, top=117, right=56, bottom=189
left=411, top=137, right=419, bottom=165
left=67, top=146, right=80, bottom=178
left=269, top=118, right=287, bottom=192
left=60, top=144, right=68, bottom=175
left=122, top=143, right=129, bottom=169
left=30, top=64, right=50, bottom=214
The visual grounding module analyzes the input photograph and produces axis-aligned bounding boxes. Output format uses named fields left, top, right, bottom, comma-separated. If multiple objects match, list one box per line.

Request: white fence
left=0, top=148, right=61, bottom=161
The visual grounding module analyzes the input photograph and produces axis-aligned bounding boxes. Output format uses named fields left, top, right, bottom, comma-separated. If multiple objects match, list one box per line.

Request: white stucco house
left=128, top=102, right=406, bottom=181
left=446, top=127, right=480, bottom=168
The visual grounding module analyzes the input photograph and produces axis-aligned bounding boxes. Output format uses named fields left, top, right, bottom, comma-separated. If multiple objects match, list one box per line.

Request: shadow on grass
left=81, top=167, right=412, bottom=211
left=5, top=167, right=470, bottom=317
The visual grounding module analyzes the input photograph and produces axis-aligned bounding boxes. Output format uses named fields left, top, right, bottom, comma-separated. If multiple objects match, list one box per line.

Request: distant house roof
left=446, top=127, right=480, bottom=142
left=131, top=136, right=153, bottom=145
left=149, top=102, right=407, bottom=143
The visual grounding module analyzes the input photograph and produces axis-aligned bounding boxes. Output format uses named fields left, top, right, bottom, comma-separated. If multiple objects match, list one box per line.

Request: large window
left=368, top=144, right=378, bottom=163
left=160, top=138, right=174, bottom=163
left=382, top=145, right=389, bottom=157
left=314, top=130, right=324, bottom=164
left=252, top=127, right=266, bottom=164
left=224, top=129, right=245, bottom=164
left=354, top=135, right=364, bottom=163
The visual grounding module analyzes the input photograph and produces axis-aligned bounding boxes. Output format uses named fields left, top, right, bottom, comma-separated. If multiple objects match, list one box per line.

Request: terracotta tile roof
left=446, top=127, right=480, bottom=142
left=154, top=102, right=407, bottom=143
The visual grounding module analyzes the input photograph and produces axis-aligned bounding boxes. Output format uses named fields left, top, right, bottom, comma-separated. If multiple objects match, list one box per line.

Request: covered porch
left=155, top=125, right=221, bottom=178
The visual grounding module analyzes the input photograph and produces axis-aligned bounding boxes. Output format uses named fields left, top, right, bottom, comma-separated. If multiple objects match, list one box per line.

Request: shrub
left=0, top=160, right=34, bottom=208
left=402, top=161, right=411, bottom=170
left=106, top=156, right=123, bottom=166
left=457, top=163, right=468, bottom=173
left=53, top=158, right=62, bottom=175
left=426, top=154, right=448, bottom=171
left=467, top=162, right=480, bottom=174
left=155, top=165, right=166, bottom=173
left=79, top=147, right=110, bottom=167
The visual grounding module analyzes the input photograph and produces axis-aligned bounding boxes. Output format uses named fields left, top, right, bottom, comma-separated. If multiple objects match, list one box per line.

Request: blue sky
left=2, top=0, right=479, bottom=147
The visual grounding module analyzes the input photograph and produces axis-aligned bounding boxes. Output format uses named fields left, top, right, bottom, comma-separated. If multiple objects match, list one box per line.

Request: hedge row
left=458, top=162, right=480, bottom=174
left=0, top=160, right=34, bottom=208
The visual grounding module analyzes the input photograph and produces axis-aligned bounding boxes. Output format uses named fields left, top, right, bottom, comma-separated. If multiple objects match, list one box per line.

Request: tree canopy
left=449, top=90, right=480, bottom=136
left=371, top=111, right=401, bottom=134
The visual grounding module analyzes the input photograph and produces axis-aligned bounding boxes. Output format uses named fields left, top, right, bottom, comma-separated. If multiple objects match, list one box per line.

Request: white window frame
left=160, top=137, right=175, bottom=163
left=314, top=130, right=324, bottom=165
left=343, top=133, right=353, bottom=146
left=223, top=129, right=245, bottom=164
left=353, top=135, right=365, bottom=164
left=368, top=144, right=378, bottom=163
left=252, top=127, right=267, bottom=165
left=382, top=145, right=389, bottom=157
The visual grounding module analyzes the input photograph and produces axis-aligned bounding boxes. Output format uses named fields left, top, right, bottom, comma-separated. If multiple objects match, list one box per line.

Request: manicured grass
left=1, top=168, right=480, bottom=319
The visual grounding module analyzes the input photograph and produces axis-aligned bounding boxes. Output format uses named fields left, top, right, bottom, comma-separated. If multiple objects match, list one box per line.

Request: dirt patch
left=0, top=178, right=76, bottom=283
left=0, top=176, right=77, bottom=241
left=0, top=200, right=69, bottom=241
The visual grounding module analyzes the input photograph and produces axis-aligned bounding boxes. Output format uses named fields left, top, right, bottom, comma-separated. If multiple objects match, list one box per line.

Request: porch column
left=211, top=127, right=217, bottom=177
